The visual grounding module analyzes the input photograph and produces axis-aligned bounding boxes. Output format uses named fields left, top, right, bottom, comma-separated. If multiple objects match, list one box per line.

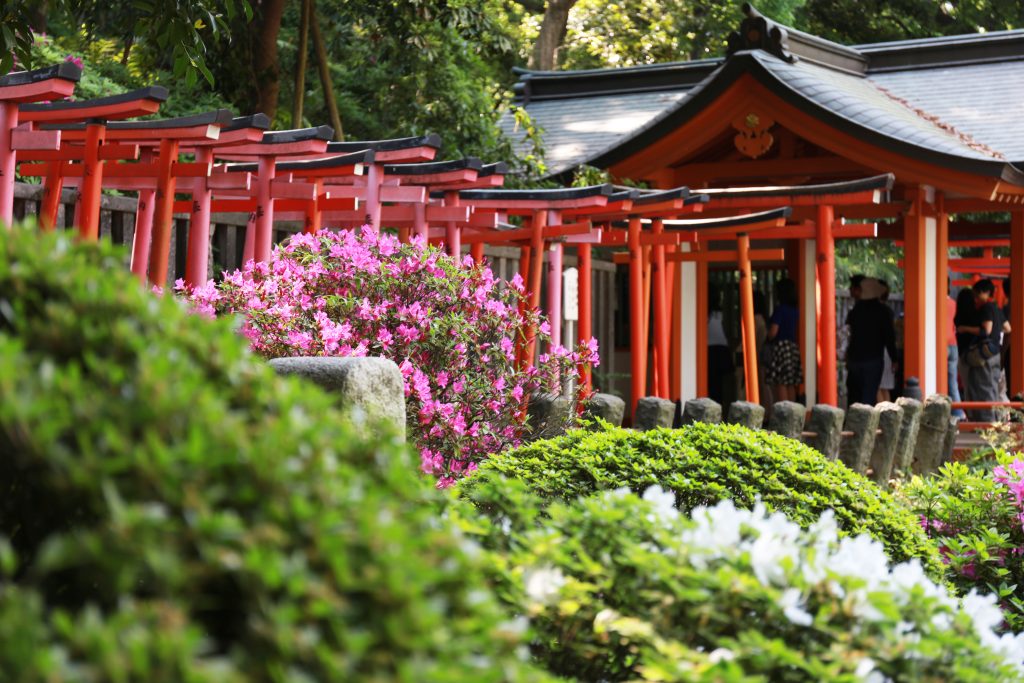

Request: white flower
left=642, top=485, right=678, bottom=521
left=826, top=536, right=889, bottom=587
left=778, top=588, right=813, bottom=626
left=523, top=566, right=566, bottom=605
left=708, top=647, right=735, bottom=663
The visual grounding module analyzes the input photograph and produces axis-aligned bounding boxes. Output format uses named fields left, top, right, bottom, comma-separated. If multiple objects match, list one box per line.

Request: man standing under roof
left=845, top=276, right=897, bottom=406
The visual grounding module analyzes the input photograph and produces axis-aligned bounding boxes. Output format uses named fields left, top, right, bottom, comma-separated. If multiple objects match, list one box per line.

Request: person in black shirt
left=845, top=277, right=897, bottom=406
left=958, top=279, right=1011, bottom=422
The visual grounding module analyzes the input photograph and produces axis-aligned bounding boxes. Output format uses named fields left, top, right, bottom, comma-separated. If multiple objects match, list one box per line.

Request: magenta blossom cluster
left=994, top=458, right=1024, bottom=529
left=181, top=227, right=598, bottom=485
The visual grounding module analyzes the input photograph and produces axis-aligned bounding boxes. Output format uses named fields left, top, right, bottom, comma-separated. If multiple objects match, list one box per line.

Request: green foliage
left=899, top=454, right=1024, bottom=632
left=459, top=422, right=945, bottom=575
left=796, top=0, right=1022, bottom=45
left=834, top=236, right=904, bottom=292
left=2, top=0, right=251, bottom=84
left=454, top=482, right=1022, bottom=682
left=557, top=0, right=805, bottom=68
left=30, top=34, right=232, bottom=120
left=0, top=224, right=546, bottom=682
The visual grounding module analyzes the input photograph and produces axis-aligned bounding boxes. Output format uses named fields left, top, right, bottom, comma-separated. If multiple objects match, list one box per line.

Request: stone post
left=838, top=403, right=880, bottom=474
left=527, top=392, right=572, bottom=441
left=941, top=416, right=958, bottom=470
left=269, top=356, right=406, bottom=439
left=635, top=396, right=675, bottom=431
left=912, top=394, right=953, bottom=475
left=868, top=402, right=904, bottom=484
left=768, top=401, right=806, bottom=440
left=726, top=401, right=766, bottom=429
left=584, top=393, right=626, bottom=427
left=893, top=397, right=922, bottom=474
left=803, top=404, right=845, bottom=460
left=681, top=397, right=722, bottom=425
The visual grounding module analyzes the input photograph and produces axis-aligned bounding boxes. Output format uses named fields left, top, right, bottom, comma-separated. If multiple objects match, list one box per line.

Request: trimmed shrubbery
left=184, top=228, right=597, bottom=485
left=901, top=454, right=1024, bottom=632
left=455, top=479, right=1024, bottom=681
left=0, top=226, right=546, bottom=681
left=460, top=422, right=944, bottom=575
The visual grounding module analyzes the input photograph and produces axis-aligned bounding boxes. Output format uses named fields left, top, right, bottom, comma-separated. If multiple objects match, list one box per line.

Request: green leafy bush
left=460, top=422, right=944, bottom=575
left=0, top=225, right=546, bottom=682
left=900, top=454, right=1024, bottom=632
left=455, top=479, right=1024, bottom=682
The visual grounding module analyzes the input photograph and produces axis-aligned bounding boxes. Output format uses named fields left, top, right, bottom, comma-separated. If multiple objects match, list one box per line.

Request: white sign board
left=563, top=267, right=579, bottom=321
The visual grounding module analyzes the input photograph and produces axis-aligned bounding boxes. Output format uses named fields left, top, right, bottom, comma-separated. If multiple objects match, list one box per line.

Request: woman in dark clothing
left=954, top=286, right=978, bottom=402
left=766, top=278, right=802, bottom=402
left=707, top=284, right=733, bottom=406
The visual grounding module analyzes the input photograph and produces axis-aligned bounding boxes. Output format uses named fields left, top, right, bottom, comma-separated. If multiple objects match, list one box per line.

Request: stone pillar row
left=263, top=356, right=959, bottom=481
left=580, top=389, right=957, bottom=481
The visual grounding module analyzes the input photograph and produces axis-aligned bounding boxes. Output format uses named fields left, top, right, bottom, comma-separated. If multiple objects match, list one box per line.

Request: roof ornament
left=727, top=3, right=796, bottom=63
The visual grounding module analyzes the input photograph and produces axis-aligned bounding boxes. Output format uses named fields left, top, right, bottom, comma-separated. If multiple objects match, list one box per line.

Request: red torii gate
left=0, top=62, right=82, bottom=225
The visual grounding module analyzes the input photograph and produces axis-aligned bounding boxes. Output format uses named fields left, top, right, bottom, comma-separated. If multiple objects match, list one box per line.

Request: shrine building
left=502, top=4, right=1024, bottom=409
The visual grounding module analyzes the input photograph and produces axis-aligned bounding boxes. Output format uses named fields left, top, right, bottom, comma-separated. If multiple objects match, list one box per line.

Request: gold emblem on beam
left=733, top=112, right=775, bottom=159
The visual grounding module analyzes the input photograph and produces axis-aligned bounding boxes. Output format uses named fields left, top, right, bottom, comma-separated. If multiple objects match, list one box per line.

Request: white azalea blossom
left=641, top=485, right=678, bottom=521
left=676, top=500, right=1024, bottom=672
left=523, top=566, right=566, bottom=605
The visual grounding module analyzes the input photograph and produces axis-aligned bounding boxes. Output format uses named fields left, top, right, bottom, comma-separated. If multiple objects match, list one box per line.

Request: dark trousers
left=847, top=357, right=884, bottom=406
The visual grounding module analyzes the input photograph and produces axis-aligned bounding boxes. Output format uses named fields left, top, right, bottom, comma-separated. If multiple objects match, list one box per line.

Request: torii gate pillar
left=815, top=204, right=838, bottom=405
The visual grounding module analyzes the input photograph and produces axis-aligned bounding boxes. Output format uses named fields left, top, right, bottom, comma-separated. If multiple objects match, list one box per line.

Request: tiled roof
left=506, top=26, right=1024, bottom=179
left=498, top=90, right=686, bottom=175
left=871, top=61, right=1024, bottom=163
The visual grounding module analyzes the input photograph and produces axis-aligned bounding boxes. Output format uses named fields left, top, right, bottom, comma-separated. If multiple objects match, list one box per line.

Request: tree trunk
left=254, top=0, right=287, bottom=119
left=310, top=1, right=344, bottom=141
left=291, top=0, right=311, bottom=127
left=529, top=0, right=579, bottom=71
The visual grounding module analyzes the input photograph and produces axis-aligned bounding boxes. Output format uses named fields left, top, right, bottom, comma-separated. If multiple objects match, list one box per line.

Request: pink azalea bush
left=182, top=227, right=598, bottom=486
left=902, top=454, right=1024, bottom=631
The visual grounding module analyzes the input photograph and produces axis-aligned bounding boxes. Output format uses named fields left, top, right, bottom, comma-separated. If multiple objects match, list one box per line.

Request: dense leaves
left=0, top=224, right=546, bottom=681
left=900, top=454, right=1024, bottom=632
left=459, top=422, right=945, bottom=575
left=455, top=481, right=1024, bottom=681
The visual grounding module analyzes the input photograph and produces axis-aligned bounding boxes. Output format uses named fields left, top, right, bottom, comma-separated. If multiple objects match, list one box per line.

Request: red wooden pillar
left=413, top=201, right=427, bottom=241
left=816, top=204, right=837, bottom=405
left=525, top=210, right=547, bottom=366
left=578, top=242, right=593, bottom=393
left=185, top=147, right=214, bottom=287
left=628, top=216, right=646, bottom=409
left=470, top=241, right=484, bottom=264
left=77, top=121, right=106, bottom=240
left=651, top=219, right=670, bottom=398
left=0, top=101, right=18, bottom=226
left=40, top=162, right=65, bottom=231
left=738, top=232, right=760, bottom=404
left=364, top=163, right=382, bottom=232
left=669, top=248, right=682, bottom=401
left=444, top=190, right=461, bottom=258
left=242, top=209, right=256, bottom=265
left=253, top=155, right=276, bottom=263
left=902, top=191, right=926, bottom=394
left=304, top=178, right=323, bottom=235
left=516, top=241, right=531, bottom=369
left=1011, top=210, right=1024, bottom=396
left=935, top=193, right=949, bottom=395
left=147, top=138, right=180, bottom=287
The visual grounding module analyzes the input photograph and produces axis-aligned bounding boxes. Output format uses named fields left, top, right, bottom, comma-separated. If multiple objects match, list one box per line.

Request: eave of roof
left=581, top=51, right=1024, bottom=188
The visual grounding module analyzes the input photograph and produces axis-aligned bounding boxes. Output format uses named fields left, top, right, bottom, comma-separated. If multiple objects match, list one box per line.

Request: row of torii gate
left=1, top=62, right=898, bottom=412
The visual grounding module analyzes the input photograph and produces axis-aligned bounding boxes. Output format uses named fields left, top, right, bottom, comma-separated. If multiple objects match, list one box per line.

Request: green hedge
left=453, top=480, right=1023, bottom=682
left=0, top=226, right=545, bottom=682
left=460, top=422, right=944, bottom=576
